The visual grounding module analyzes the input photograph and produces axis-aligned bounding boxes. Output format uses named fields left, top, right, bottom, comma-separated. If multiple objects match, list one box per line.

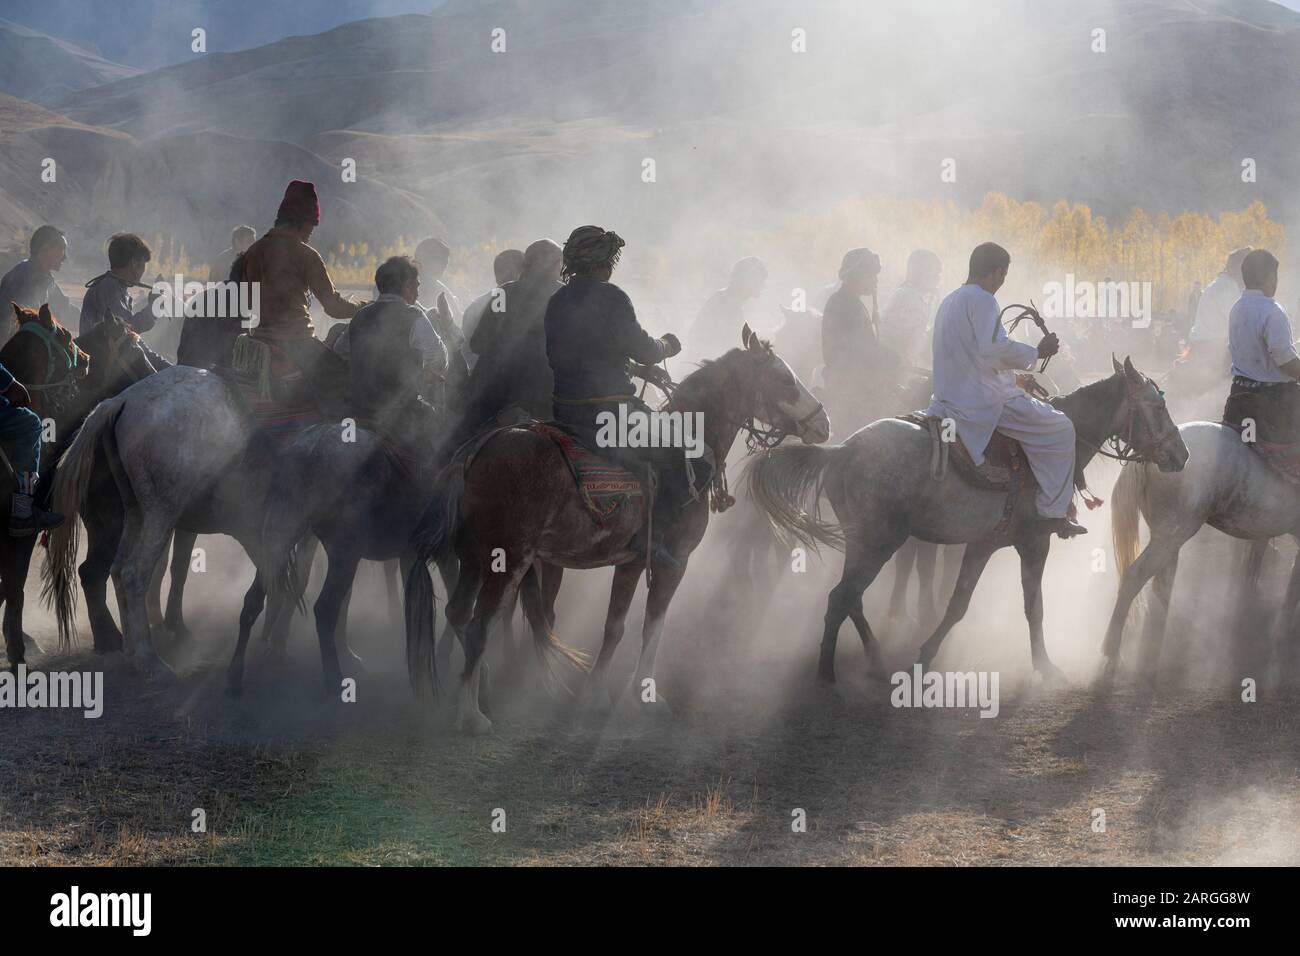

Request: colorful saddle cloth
left=528, top=422, right=643, bottom=524
left=1221, top=422, right=1300, bottom=484
left=218, top=345, right=321, bottom=446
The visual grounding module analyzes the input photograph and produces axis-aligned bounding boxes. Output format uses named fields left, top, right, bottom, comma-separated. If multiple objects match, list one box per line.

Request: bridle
left=1075, top=375, right=1175, bottom=464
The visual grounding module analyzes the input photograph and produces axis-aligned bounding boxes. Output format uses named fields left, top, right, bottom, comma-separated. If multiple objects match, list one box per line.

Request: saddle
left=217, top=339, right=321, bottom=446
left=529, top=422, right=644, bottom=525
left=897, top=412, right=1033, bottom=492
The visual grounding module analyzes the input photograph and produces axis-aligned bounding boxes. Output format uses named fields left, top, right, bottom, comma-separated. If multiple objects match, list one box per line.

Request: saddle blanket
left=897, top=412, right=1032, bottom=492
left=219, top=349, right=321, bottom=446
left=528, top=422, right=643, bottom=524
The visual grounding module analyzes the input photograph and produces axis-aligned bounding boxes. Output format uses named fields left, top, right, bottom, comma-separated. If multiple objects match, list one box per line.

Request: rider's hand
left=4, top=381, right=31, bottom=408
left=659, top=333, right=682, bottom=358
left=1036, top=332, right=1060, bottom=359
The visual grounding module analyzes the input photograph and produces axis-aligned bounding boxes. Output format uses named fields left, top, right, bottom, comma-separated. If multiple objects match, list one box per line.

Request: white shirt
left=461, top=288, right=500, bottom=371
left=924, top=283, right=1038, bottom=457
left=1228, top=290, right=1298, bottom=383
left=1191, top=273, right=1242, bottom=342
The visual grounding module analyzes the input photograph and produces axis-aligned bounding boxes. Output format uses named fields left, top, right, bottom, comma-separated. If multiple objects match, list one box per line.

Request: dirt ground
left=4, top=516, right=1299, bottom=867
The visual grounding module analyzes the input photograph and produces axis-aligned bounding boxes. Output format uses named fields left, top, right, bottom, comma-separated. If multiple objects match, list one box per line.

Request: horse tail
left=42, top=393, right=128, bottom=649
left=744, top=444, right=848, bottom=550
left=1110, top=461, right=1148, bottom=581
left=402, top=466, right=464, bottom=700
left=403, top=557, right=439, bottom=699
left=520, top=564, right=589, bottom=676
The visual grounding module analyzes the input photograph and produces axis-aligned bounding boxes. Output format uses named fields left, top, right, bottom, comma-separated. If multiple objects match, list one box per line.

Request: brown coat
left=242, top=228, right=359, bottom=340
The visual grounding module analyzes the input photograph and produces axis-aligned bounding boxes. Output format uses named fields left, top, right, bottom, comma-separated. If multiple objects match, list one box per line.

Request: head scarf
left=562, top=225, right=625, bottom=280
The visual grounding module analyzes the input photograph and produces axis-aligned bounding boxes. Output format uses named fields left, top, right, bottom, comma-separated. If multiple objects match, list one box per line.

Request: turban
left=523, top=237, right=562, bottom=274
left=277, top=180, right=320, bottom=226
left=838, top=247, right=880, bottom=281
left=562, top=225, right=625, bottom=278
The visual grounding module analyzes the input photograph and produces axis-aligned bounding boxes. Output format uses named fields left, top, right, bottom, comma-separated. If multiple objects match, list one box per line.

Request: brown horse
left=405, top=326, right=830, bottom=733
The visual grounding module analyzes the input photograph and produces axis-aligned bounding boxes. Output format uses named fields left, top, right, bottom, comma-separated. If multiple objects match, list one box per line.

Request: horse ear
left=10, top=302, right=19, bottom=319
left=1122, top=355, right=1142, bottom=384
left=741, top=323, right=753, bottom=349
left=38, top=303, right=52, bottom=324
left=1111, top=354, right=1124, bottom=375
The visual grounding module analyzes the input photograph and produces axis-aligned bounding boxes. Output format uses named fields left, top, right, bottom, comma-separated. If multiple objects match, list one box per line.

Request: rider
left=0, top=361, right=64, bottom=535
left=0, top=225, right=71, bottom=340
left=924, top=242, right=1084, bottom=538
left=1222, top=249, right=1300, bottom=443
left=239, top=180, right=361, bottom=417
left=821, top=247, right=886, bottom=435
left=333, top=255, right=447, bottom=466
left=80, top=233, right=160, bottom=336
left=462, top=237, right=564, bottom=430
left=689, top=256, right=767, bottom=360
left=882, top=249, right=942, bottom=366
left=543, top=225, right=685, bottom=567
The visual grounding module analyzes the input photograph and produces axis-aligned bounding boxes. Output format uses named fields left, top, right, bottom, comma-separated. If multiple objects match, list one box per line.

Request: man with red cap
left=239, top=180, right=361, bottom=416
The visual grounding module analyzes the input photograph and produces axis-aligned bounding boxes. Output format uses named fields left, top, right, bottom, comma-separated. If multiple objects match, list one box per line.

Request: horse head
left=75, top=309, right=160, bottom=392
left=1111, top=354, right=1189, bottom=473
left=12, top=302, right=91, bottom=375
left=738, top=323, right=831, bottom=445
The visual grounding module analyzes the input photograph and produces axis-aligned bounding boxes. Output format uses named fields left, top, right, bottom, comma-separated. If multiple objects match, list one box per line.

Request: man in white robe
left=925, top=242, right=1085, bottom=537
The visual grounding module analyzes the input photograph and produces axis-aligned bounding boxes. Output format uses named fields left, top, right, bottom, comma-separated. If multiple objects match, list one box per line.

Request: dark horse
left=405, top=326, right=831, bottom=734
left=748, top=357, right=1189, bottom=683
left=0, top=305, right=160, bottom=667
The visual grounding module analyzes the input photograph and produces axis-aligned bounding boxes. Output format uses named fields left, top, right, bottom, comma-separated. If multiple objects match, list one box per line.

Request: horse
left=44, top=357, right=307, bottom=677
left=0, top=305, right=157, bottom=667
left=1103, top=417, right=1300, bottom=680
left=404, top=325, right=831, bottom=734
left=747, top=356, right=1188, bottom=684
left=227, top=412, right=462, bottom=698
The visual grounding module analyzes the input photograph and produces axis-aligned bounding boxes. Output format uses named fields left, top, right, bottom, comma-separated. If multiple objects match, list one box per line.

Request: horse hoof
left=1034, top=661, right=1068, bottom=687
left=133, top=653, right=176, bottom=683
left=456, top=710, right=493, bottom=736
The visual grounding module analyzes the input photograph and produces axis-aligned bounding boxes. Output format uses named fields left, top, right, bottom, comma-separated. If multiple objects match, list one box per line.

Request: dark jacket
left=467, top=275, right=561, bottom=417
left=821, top=285, right=876, bottom=373
left=545, top=277, right=667, bottom=401
left=349, top=298, right=424, bottom=423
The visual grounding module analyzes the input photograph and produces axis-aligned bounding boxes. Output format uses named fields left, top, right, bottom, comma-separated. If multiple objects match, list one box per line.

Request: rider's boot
left=1037, top=516, right=1087, bottom=539
left=9, top=474, right=64, bottom=538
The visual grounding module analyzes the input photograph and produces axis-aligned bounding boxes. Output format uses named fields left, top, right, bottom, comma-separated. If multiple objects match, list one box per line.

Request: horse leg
left=3, top=546, right=32, bottom=667
left=1100, top=531, right=1189, bottom=681
left=1135, top=548, right=1179, bottom=682
left=434, top=551, right=464, bottom=673
left=888, top=538, right=917, bottom=623
left=80, top=511, right=124, bottom=654
left=457, top=554, right=526, bottom=735
left=147, top=530, right=170, bottom=628
left=915, top=541, right=939, bottom=629
left=588, top=562, right=642, bottom=711
left=632, top=560, right=690, bottom=711
left=1015, top=534, right=1063, bottom=683
left=163, top=528, right=197, bottom=640
left=384, top=558, right=402, bottom=633
left=314, top=550, right=360, bottom=696
left=820, top=535, right=902, bottom=683
left=916, top=542, right=997, bottom=668
left=540, top=561, right=563, bottom=629
left=113, top=511, right=176, bottom=679
left=225, top=574, right=266, bottom=696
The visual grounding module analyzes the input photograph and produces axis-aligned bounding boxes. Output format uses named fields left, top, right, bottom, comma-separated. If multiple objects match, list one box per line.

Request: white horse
left=1105, top=420, right=1300, bottom=679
